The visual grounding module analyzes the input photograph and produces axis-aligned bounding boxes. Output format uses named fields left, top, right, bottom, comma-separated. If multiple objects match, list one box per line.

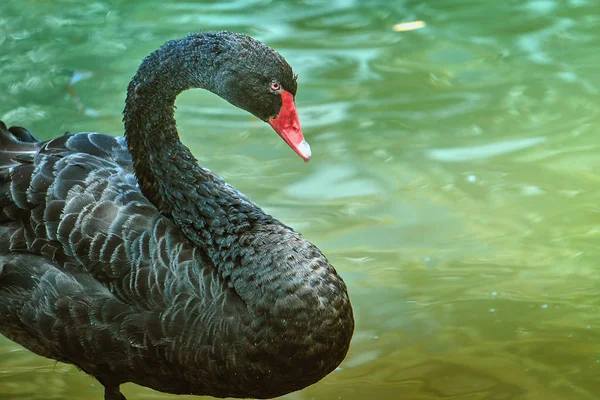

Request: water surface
left=2, top=0, right=600, bottom=399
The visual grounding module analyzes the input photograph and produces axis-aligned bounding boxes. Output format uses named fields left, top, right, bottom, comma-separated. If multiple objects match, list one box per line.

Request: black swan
left=0, top=31, right=354, bottom=400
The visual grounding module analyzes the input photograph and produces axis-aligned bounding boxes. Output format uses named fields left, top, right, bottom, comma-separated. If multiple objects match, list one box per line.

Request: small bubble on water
left=491, top=291, right=498, bottom=297
left=541, top=304, right=548, bottom=309
left=467, top=175, right=477, bottom=183
left=489, top=308, right=495, bottom=313
left=423, top=256, right=438, bottom=269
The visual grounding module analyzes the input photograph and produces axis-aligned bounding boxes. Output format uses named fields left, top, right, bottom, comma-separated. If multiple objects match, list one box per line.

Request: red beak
left=267, top=90, right=311, bottom=161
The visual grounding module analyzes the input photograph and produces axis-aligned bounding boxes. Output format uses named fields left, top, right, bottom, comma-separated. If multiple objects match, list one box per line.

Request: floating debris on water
left=393, top=21, right=426, bottom=32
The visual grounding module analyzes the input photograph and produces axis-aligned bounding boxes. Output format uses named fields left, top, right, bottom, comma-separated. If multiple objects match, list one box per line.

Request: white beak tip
left=297, top=139, right=312, bottom=161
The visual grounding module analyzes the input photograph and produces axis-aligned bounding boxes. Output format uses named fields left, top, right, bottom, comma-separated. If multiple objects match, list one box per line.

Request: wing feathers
left=0, top=125, right=211, bottom=310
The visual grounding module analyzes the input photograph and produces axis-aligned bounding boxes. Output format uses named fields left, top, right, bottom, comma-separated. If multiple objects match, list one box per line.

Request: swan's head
left=203, top=32, right=311, bottom=161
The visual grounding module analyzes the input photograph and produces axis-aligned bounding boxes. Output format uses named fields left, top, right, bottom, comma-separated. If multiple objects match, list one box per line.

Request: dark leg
left=98, top=378, right=127, bottom=400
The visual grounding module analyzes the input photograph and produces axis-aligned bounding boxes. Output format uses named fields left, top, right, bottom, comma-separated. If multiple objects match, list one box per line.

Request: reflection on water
left=2, top=0, right=600, bottom=399
left=427, top=136, right=547, bottom=162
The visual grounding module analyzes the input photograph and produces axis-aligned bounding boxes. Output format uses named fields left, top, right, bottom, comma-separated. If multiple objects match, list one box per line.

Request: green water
left=2, top=0, right=600, bottom=399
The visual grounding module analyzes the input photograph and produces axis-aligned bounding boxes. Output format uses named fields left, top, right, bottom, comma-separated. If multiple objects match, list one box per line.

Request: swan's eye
left=270, top=81, right=281, bottom=91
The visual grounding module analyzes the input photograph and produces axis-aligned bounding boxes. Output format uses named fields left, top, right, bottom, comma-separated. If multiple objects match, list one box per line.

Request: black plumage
left=0, top=31, right=354, bottom=400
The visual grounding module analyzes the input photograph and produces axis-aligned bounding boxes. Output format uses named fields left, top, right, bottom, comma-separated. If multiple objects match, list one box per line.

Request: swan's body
left=0, top=31, right=354, bottom=400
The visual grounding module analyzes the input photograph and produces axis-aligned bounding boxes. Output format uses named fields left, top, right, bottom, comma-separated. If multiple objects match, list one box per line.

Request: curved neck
left=123, top=35, right=270, bottom=249
left=124, top=36, right=209, bottom=206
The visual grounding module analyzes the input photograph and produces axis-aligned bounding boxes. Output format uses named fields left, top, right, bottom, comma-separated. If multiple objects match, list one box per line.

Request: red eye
left=270, top=81, right=281, bottom=91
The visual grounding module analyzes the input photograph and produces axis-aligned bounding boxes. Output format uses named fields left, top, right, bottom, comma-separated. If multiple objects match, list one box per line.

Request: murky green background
left=2, top=0, right=600, bottom=399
